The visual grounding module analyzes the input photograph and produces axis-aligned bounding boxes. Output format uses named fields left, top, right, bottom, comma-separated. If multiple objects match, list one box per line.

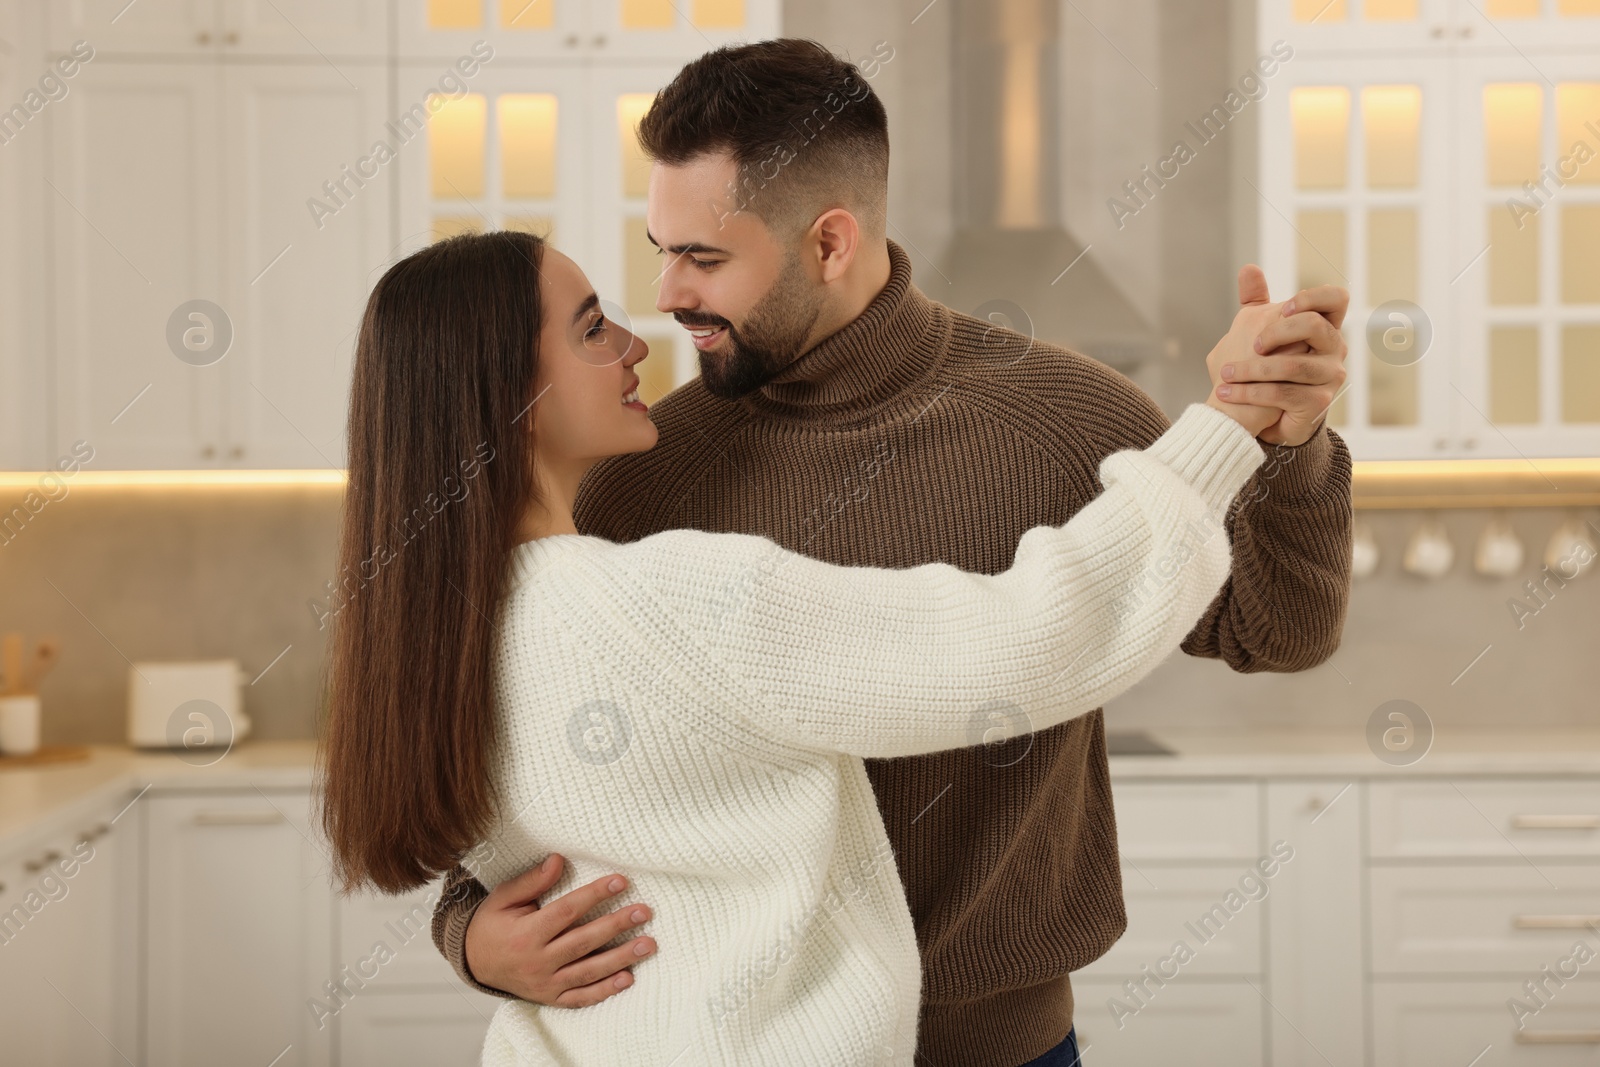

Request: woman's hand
left=463, top=853, right=657, bottom=1006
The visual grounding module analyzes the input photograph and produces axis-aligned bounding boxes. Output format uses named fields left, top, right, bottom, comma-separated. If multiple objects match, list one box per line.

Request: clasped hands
left=1205, top=265, right=1349, bottom=447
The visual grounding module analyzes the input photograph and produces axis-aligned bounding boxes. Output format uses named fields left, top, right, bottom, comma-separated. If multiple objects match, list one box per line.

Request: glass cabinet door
left=1455, top=55, right=1600, bottom=458
left=395, top=63, right=585, bottom=256
left=1260, top=58, right=1456, bottom=459
left=397, top=0, right=589, bottom=59
left=398, top=0, right=777, bottom=60
left=1258, top=0, right=1456, bottom=54
left=1454, top=0, right=1600, bottom=51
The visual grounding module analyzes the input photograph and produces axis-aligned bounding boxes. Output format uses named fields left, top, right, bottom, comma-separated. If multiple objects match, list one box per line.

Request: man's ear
left=811, top=208, right=861, bottom=284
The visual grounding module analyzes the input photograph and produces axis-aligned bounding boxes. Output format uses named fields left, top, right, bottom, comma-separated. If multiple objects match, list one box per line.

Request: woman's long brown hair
left=318, top=230, right=547, bottom=895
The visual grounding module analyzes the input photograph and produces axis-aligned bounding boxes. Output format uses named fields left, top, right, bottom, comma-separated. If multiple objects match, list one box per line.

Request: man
left=432, top=37, right=1351, bottom=1066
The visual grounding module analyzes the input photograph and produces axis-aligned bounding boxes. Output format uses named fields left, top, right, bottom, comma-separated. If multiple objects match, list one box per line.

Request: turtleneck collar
left=736, top=239, right=951, bottom=427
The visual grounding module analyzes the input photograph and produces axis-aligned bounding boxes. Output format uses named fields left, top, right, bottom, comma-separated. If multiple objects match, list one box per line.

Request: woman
left=317, top=231, right=1273, bottom=1066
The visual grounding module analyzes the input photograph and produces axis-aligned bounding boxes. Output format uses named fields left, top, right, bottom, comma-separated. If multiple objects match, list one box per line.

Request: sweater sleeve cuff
left=433, top=874, right=518, bottom=1000
left=1138, top=402, right=1269, bottom=516
left=1251, top=419, right=1338, bottom=504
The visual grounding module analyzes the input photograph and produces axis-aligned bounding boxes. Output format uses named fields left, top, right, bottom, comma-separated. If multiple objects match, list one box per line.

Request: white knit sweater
left=475, top=403, right=1265, bottom=1067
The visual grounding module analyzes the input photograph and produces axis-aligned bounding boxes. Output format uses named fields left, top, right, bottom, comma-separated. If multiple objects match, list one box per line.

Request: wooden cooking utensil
left=1, top=632, right=22, bottom=696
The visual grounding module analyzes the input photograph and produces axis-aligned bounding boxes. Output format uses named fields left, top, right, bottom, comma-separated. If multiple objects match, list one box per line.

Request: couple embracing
left=317, top=37, right=1353, bottom=1067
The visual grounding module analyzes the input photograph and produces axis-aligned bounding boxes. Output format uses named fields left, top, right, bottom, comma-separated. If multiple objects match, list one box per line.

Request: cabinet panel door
left=395, top=0, right=588, bottom=59
left=0, top=806, right=131, bottom=1067
left=50, top=61, right=227, bottom=469
left=1369, top=864, right=1600, bottom=974
left=338, top=989, right=504, bottom=1066
left=1372, top=978, right=1600, bottom=1066
left=50, top=0, right=220, bottom=55
left=1110, top=781, right=1261, bottom=860
left=1265, top=781, right=1366, bottom=1067
left=1257, top=0, right=1455, bottom=54
left=145, top=791, right=332, bottom=1067
left=221, top=62, right=392, bottom=468
left=1370, top=779, right=1600, bottom=859
left=221, top=0, right=390, bottom=58
left=1070, top=980, right=1266, bottom=1067
left=1073, top=864, right=1265, bottom=979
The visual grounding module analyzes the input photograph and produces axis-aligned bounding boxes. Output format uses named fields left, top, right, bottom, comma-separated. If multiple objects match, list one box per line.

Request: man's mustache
left=674, top=314, right=732, bottom=330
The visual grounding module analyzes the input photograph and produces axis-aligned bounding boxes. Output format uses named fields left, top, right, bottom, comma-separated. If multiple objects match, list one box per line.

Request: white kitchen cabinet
left=338, top=989, right=503, bottom=1065
left=0, top=797, right=134, bottom=1067
left=1256, top=0, right=1600, bottom=460
left=50, top=0, right=390, bottom=58
left=1264, top=780, right=1365, bottom=1067
left=48, top=56, right=390, bottom=469
left=1372, top=979, right=1600, bottom=1067
left=395, top=0, right=778, bottom=61
left=49, top=61, right=227, bottom=469
left=1070, top=979, right=1266, bottom=1067
left=221, top=61, right=391, bottom=469
left=144, top=789, right=333, bottom=1067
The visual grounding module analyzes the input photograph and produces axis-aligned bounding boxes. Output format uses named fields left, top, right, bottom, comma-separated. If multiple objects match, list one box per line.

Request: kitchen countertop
left=5, top=731, right=1600, bottom=856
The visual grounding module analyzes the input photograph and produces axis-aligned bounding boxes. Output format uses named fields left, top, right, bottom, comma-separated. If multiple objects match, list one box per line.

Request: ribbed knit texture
left=436, top=239, right=1355, bottom=1066
left=475, top=403, right=1267, bottom=1066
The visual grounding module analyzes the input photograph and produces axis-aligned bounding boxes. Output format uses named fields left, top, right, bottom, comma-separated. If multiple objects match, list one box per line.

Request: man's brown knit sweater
left=432, top=239, right=1354, bottom=1065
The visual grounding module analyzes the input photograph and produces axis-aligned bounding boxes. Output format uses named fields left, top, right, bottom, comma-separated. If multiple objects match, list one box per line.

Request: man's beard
left=684, top=252, right=824, bottom=400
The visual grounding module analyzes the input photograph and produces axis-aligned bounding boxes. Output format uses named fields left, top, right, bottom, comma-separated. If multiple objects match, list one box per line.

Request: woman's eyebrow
left=570, top=292, right=600, bottom=327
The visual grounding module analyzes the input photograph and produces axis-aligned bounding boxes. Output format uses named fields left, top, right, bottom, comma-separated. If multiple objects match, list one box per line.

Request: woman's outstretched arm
left=616, top=402, right=1266, bottom=759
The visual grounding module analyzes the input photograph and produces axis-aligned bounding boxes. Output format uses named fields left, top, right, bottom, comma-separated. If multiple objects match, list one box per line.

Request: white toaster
left=127, top=659, right=253, bottom=749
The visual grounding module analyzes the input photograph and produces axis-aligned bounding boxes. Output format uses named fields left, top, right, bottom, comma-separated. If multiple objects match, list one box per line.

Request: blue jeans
left=1016, top=1026, right=1082, bottom=1067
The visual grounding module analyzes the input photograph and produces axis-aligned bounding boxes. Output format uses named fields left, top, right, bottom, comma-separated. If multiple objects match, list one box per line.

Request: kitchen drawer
left=1370, top=865, right=1600, bottom=974
left=1075, top=865, right=1264, bottom=978
left=1070, top=979, right=1264, bottom=1066
left=1373, top=979, right=1600, bottom=1066
left=1371, top=780, right=1600, bottom=860
left=1111, top=781, right=1260, bottom=861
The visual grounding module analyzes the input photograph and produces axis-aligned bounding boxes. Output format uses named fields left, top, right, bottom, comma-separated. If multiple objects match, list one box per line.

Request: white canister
left=127, top=660, right=252, bottom=750
left=0, top=693, right=42, bottom=756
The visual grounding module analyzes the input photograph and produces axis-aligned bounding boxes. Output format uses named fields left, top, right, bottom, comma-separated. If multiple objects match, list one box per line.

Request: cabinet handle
left=564, top=33, right=579, bottom=47
left=1429, top=25, right=1445, bottom=37
left=23, top=849, right=62, bottom=873
left=201, top=444, right=217, bottom=459
left=229, top=445, right=244, bottom=459
left=1514, top=915, right=1600, bottom=930
left=225, top=31, right=239, bottom=44
left=198, top=31, right=212, bottom=44
left=78, top=822, right=111, bottom=845
left=1512, top=814, right=1600, bottom=830
left=193, top=810, right=284, bottom=826
left=1458, top=25, right=1474, bottom=38
left=592, top=34, right=607, bottom=47
left=1516, top=1031, right=1600, bottom=1045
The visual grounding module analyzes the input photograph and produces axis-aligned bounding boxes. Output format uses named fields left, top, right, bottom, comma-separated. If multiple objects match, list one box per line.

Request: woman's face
left=532, top=246, right=659, bottom=467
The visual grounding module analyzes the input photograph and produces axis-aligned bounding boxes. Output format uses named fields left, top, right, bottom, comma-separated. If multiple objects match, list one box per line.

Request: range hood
left=938, top=0, right=1159, bottom=371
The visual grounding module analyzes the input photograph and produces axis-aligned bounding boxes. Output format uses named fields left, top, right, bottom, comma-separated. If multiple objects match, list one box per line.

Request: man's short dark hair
left=637, top=38, right=890, bottom=239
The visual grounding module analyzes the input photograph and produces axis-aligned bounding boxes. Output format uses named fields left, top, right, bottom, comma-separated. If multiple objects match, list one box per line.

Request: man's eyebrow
left=570, top=292, right=600, bottom=327
left=644, top=230, right=730, bottom=256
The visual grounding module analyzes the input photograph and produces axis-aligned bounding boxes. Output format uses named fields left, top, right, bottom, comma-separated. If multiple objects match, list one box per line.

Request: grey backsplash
left=0, top=488, right=1596, bottom=746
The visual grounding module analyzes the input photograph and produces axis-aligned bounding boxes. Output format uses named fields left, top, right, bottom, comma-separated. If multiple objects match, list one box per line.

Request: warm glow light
left=500, top=93, right=558, bottom=200
left=429, top=93, right=487, bottom=199
left=997, top=43, right=1043, bottom=228
left=0, top=470, right=348, bottom=490
left=1484, top=83, right=1543, bottom=187
left=1362, top=85, right=1421, bottom=187
left=1292, top=86, right=1350, bottom=189
left=617, top=94, right=655, bottom=199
